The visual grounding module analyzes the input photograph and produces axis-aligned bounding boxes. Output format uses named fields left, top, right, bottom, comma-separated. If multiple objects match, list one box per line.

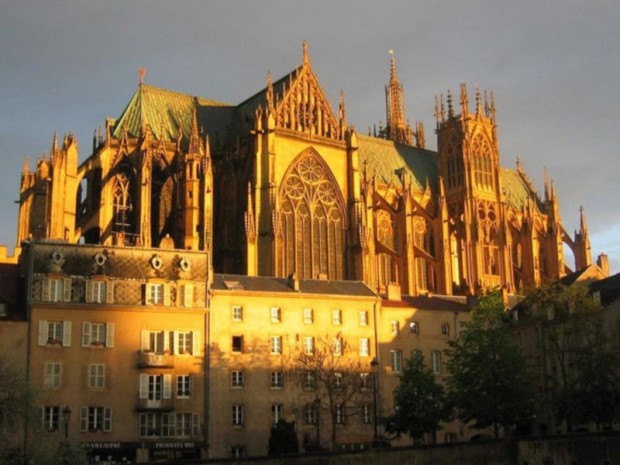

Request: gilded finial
left=475, top=85, right=482, bottom=115
left=459, top=83, right=468, bottom=116
left=302, top=40, right=310, bottom=67
left=139, top=67, right=146, bottom=84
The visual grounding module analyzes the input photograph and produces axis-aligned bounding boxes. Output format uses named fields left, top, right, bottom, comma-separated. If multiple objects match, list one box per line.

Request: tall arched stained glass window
left=278, top=151, right=345, bottom=280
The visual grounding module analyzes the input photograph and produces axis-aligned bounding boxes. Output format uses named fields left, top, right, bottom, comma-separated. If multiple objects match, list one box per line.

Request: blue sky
left=1, top=0, right=618, bottom=273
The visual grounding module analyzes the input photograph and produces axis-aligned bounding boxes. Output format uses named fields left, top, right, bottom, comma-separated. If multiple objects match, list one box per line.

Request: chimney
left=288, top=272, right=300, bottom=291
left=597, top=253, right=610, bottom=277
left=387, top=282, right=401, bottom=301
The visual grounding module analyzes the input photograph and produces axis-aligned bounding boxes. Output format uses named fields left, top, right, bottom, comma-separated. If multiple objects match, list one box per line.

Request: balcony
left=136, top=398, right=175, bottom=412
left=138, top=352, right=175, bottom=368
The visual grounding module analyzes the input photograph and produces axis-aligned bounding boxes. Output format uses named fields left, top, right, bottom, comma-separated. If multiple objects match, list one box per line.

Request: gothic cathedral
left=17, top=43, right=596, bottom=296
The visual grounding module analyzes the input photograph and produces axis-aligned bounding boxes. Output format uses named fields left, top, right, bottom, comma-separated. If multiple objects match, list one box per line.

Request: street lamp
left=62, top=406, right=72, bottom=441
left=314, top=395, right=321, bottom=450
left=370, top=357, right=379, bottom=446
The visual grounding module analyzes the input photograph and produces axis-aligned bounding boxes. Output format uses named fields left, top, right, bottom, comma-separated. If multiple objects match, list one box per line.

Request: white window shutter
left=163, top=284, right=171, bottom=306
left=192, top=413, right=200, bottom=437
left=79, top=407, right=88, bottom=432
left=41, top=278, right=50, bottom=302
left=105, top=323, right=115, bottom=348
left=104, top=407, right=112, bottom=432
left=63, top=278, right=72, bottom=302
left=161, top=331, right=169, bottom=352
left=144, top=283, right=151, bottom=305
left=184, top=284, right=194, bottom=307
left=140, top=330, right=149, bottom=352
left=82, top=322, right=91, bottom=347
left=62, top=321, right=72, bottom=347
left=172, top=331, right=179, bottom=355
left=192, top=331, right=201, bottom=356
left=163, top=374, right=172, bottom=399
left=139, top=374, right=148, bottom=399
left=85, top=280, right=94, bottom=303
left=38, top=320, right=48, bottom=346
left=106, top=281, right=115, bottom=304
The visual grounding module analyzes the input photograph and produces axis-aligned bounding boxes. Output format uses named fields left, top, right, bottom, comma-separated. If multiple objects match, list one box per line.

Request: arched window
left=112, top=172, right=136, bottom=236
left=278, top=152, right=345, bottom=280
left=472, top=135, right=494, bottom=191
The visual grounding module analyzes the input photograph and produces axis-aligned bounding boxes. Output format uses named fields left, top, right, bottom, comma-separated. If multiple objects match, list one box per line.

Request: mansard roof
left=112, top=83, right=233, bottom=142
left=357, top=135, right=438, bottom=192
left=212, top=274, right=377, bottom=298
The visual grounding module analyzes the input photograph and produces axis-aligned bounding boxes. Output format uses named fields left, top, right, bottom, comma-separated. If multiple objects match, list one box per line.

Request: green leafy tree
left=445, top=292, right=534, bottom=439
left=518, top=283, right=620, bottom=431
left=268, top=419, right=299, bottom=456
left=49, top=442, right=89, bottom=465
left=384, top=351, right=450, bottom=444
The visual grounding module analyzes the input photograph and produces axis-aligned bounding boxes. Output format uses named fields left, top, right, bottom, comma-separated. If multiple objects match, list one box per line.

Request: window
left=232, top=306, right=243, bottom=322
left=88, top=364, right=105, bottom=389
left=303, top=308, right=313, bottom=324
left=272, top=404, right=284, bottom=425
left=270, top=371, right=283, bottom=389
left=441, top=323, right=450, bottom=336
left=390, top=320, right=400, bottom=336
left=332, top=336, right=343, bottom=356
left=145, top=282, right=170, bottom=306
left=360, top=372, right=371, bottom=390
left=80, top=406, right=112, bottom=432
left=362, top=404, right=372, bottom=424
left=270, top=307, right=281, bottom=323
left=175, top=331, right=201, bottom=355
left=359, top=338, right=370, bottom=357
left=141, top=330, right=172, bottom=354
left=335, top=404, right=345, bottom=425
left=431, top=351, right=442, bottom=374
left=41, top=406, right=60, bottom=431
left=43, top=277, right=71, bottom=303
left=139, top=374, right=172, bottom=404
left=334, top=371, right=344, bottom=388
left=139, top=412, right=178, bottom=438
left=305, top=403, right=317, bottom=425
left=359, top=310, right=368, bottom=326
left=38, top=320, right=71, bottom=347
left=231, top=370, right=244, bottom=388
left=390, top=349, right=403, bottom=373
left=179, top=284, right=194, bottom=308
left=176, top=412, right=193, bottom=437
left=270, top=336, right=282, bottom=355
left=332, top=309, right=342, bottom=325
left=232, top=404, right=244, bottom=427
left=44, top=362, right=61, bottom=387
left=230, top=446, right=245, bottom=458
left=410, top=321, right=419, bottom=335
left=303, top=336, right=314, bottom=355
left=85, top=279, right=114, bottom=304
left=303, top=371, right=316, bottom=390
left=177, top=375, right=191, bottom=398
left=232, top=336, right=244, bottom=353
left=82, top=322, right=114, bottom=348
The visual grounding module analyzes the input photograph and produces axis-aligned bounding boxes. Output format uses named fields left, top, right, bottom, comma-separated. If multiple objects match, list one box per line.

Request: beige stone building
left=3, top=42, right=610, bottom=462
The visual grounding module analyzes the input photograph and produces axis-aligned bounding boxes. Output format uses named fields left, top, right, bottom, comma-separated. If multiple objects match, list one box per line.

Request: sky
left=1, top=0, right=618, bottom=273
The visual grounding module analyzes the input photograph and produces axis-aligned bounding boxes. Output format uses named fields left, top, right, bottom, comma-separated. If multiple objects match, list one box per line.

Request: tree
left=288, top=334, right=372, bottom=450
left=445, top=292, right=534, bottom=439
left=384, top=351, right=450, bottom=444
left=268, top=419, right=299, bottom=456
left=0, top=356, right=34, bottom=462
left=49, top=442, right=89, bottom=465
left=518, top=283, right=620, bottom=431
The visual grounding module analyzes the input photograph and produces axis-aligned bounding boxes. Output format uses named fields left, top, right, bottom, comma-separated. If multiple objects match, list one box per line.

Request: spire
left=22, top=156, right=30, bottom=174
left=543, top=166, right=550, bottom=201
left=51, top=132, right=58, bottom=155
left=266, top=71, right=274, bottom=113
left=459, top=83, right=468, bottom=117
left=434, top=95, right=440, bottom=128
left=188, top=103, right=201, bottom=155
left=302, top=40, right=310, bottom=68
left=475, top=85, right=482, bottom=116
left=579, top=205, right=588, bottom=236
left=385, top=51, right=412, bottom=145
left=339, top=90, right=346, bottom=135
left=490, top=91, right=497, bottom=125
left=447, top=90, right=454, bottom=118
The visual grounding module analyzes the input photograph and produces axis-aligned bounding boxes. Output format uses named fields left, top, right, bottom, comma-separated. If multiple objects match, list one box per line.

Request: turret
left=574, top=206, right=592, bottom=270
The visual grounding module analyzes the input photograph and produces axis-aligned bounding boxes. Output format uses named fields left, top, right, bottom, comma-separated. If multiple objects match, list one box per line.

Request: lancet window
left=112, top=171, right=136, bottom=240
left=278, top=152, right=345, bottom=280
left=445, top=141, right=464, bottom=190
left=478, top=201, right=500, bottom=277
left=472, top=135, right=494, bottom=191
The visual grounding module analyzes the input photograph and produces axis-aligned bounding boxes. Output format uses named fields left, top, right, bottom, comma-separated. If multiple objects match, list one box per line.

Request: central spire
left=385, top=51, right=414, bottom=146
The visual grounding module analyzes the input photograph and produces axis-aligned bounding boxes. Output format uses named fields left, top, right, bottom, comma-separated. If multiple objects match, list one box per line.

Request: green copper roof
left=357, top=135, right=438, bottom=192
left=112, top=84, right=233, bottom=141
left=501, top=168, right=544, bottom=211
